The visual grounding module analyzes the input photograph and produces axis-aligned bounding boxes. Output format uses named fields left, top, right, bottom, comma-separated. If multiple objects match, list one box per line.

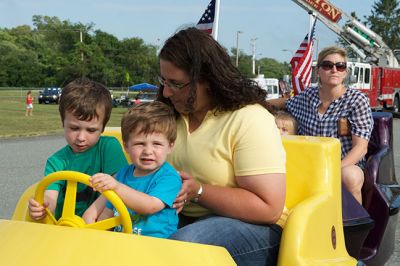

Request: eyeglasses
left=318, top=61, right=347, bottom=72
left=157, top=76, right=191, bottom=91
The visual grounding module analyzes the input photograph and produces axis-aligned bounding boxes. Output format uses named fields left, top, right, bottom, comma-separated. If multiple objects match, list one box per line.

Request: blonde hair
left=121, top=101, right=177, bottom=144
left=275, top=111, right=298, bottom=133
left=317, top=46, right=348, bottom=66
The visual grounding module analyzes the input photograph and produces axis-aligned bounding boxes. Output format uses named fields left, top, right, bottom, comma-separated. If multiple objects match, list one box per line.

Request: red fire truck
left=293, top=0, right=400, bottom=112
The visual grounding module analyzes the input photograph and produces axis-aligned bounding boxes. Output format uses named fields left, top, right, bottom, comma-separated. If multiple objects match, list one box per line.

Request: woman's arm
left=181, top=172, right=286, bottom=224
left=341, top=135, right=369, bottom=167
left=266, top=98, right=287, bottom=110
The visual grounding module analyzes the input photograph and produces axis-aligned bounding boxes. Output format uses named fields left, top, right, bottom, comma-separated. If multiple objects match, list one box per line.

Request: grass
left=0, top=90, right=130, bottom=138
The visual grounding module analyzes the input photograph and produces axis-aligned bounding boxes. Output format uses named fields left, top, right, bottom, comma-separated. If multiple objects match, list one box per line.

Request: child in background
left=25, top=90, right=33, bottom=116
left=28, top=77, right=128, bottom=220
left=86, top=101, right=182, bottom=238
left=275, top=110, right=298, bottom=135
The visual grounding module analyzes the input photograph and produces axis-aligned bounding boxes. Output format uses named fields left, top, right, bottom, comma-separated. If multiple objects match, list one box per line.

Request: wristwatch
left=191, top=182, right=203, bottom=203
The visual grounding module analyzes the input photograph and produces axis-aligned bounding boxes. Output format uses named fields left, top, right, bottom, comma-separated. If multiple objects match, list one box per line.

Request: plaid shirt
left=287, top=87, right=373, bottom=167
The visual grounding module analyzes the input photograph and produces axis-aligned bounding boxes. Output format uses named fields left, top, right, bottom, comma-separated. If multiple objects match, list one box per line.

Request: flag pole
left=308, top=13, right=316, bottom=61
left=308, top=13, right=316, bottom=44
left=212, top=0, right=220, bottom=40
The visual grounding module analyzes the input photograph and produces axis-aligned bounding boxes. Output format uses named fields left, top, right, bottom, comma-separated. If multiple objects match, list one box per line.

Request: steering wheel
left=34, top=170, right=132, bottom=233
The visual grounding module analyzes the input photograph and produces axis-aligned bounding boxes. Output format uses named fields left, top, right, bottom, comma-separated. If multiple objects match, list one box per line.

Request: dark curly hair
left=157, top=27, right=272, bottom=114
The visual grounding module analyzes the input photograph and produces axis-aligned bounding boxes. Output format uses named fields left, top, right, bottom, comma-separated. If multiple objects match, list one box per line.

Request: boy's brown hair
left=121, top=101, right=177, bottom=144
left=59, top=77, right=112, bottom=131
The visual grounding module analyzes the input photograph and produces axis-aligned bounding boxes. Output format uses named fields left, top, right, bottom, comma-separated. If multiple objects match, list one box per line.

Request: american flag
left=290, top=19, right=317, bottom=95
left=196, top=0, right=216, bottom=35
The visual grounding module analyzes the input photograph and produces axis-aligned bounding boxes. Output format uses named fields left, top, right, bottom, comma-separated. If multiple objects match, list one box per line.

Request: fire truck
left=293, top=0, right=400, bottom=112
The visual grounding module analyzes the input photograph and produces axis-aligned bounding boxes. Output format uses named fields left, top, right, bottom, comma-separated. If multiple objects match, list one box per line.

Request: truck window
left=273, top=85, right=279, bottom=94
left=354, top=67, right=359, bottom=82
left=364, top=68, right=370, bottom=84
left=267, top=85, right=273, bottom=94
left=360, top=68, right=364, bottom=84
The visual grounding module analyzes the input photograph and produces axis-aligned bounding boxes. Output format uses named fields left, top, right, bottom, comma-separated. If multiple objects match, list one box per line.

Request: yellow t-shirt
left=168, top=104, right=289, bottom=227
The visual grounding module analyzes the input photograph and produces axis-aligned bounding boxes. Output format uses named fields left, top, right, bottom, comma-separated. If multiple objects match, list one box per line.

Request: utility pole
left=236, top=31, right=243, bottom=67
left=251, top=38, right=258, bottom=75
left=80, top=30, right=84, bottom=62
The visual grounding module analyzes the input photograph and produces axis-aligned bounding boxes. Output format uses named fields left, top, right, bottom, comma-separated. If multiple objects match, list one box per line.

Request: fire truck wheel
left=394, top=96, right=399, bottom=113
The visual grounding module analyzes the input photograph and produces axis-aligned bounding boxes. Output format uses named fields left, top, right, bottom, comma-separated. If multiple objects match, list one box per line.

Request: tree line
left=0, top=15, right=290, bottom=88
left=2, top=0, right=397, bottom=88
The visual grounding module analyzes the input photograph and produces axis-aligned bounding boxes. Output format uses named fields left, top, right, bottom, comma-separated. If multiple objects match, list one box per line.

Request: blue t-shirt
left=106, top=162, right=182, bottom=238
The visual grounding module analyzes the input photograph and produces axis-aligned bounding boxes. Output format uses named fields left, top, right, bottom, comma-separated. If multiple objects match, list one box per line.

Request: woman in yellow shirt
left=158, top=27, right=287, bottom=266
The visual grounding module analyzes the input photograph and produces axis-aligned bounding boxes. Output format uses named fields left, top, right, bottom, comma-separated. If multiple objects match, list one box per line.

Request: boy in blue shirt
left=87, top=101, right=182, bottom=238
left=28, top=78, right=128, bottom=220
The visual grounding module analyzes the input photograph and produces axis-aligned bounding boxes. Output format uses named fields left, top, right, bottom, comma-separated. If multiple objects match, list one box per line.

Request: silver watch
left=192, top=183, right=203, bottom=203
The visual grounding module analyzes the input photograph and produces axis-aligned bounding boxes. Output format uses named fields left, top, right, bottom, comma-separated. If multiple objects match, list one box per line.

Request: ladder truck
left=292, top=0, right=400, bottom=112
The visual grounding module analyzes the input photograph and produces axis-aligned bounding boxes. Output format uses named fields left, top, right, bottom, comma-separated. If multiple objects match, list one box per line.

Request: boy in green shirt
left=28, top=77, right=128, bottom=220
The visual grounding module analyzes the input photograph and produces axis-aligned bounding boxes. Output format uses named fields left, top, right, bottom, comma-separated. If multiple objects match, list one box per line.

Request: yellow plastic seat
left=102, top=127, right=131, bottom=163
left=278, top=135, right=357, bottom=265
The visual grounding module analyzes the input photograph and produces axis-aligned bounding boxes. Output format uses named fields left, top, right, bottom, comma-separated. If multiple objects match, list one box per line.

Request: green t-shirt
left=45, top=136, right=128, bottom=219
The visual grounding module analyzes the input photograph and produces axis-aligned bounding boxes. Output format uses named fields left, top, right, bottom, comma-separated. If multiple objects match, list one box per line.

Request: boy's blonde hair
left=275, top=110, right=298, bottom=134
left=59, top=77, right=112, bottom=131
left=121, top=101, right=177, bottom=144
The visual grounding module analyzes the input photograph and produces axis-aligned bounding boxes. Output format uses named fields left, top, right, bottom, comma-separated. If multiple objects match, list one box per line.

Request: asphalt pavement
left=0, top=120, right=399, bottom=265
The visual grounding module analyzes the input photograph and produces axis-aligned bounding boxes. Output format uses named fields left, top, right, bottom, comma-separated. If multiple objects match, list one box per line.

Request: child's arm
left=97, top=207, right=114, bottom=221
left=90, top=173, right=165, bottom=215
left=82, top=195, right=107, bottom=224
left=28, top=190, right=58, bottom=220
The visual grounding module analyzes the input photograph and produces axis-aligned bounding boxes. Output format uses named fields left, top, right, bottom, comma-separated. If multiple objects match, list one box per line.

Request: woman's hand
left=172, top=171, right=201, bottom=213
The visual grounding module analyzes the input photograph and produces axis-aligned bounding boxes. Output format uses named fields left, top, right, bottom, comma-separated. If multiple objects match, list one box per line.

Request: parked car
left=132, top=92, right=157, bottom=105
left=113, top=92, right=157, bottom=108
left=38, top=87, right=62, bottom=104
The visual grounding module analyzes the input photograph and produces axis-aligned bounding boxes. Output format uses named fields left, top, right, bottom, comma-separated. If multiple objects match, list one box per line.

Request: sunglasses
left=318, top=61, right=347, bottom=72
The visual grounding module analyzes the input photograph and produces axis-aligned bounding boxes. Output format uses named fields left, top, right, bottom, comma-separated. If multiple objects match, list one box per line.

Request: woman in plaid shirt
left=286, top=46, right=373, bottom=204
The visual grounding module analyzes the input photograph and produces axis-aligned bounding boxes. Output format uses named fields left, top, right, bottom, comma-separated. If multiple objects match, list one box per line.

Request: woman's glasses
left=318, top=61, right=347, bottom=72
left=157, top=76, right=191, bottom=91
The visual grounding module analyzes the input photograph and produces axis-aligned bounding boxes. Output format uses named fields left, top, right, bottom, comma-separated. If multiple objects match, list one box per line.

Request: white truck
left=252, top=74, right=280, bottom=100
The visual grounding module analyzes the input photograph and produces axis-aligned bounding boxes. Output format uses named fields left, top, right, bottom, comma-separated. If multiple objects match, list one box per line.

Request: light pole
left=251, top=37, right=258, bottom=75
left=236, top=31, right=243, bottom=67
left=257, top=53, right=262, bottom=75
left=80, top=29, right=84, bottom=62
left=313, top=37, right=319, bottom=60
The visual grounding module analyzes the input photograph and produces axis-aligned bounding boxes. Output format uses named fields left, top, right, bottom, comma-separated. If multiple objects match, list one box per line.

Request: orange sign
left=304, top=0, right=342, bottom=22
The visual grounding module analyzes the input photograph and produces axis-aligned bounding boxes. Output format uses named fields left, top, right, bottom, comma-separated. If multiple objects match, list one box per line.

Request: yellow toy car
left=2, top=112, right=398, bottom=265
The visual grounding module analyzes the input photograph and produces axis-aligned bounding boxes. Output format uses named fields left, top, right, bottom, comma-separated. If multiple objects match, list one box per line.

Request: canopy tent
left=128, top=83, right=158, bottom=91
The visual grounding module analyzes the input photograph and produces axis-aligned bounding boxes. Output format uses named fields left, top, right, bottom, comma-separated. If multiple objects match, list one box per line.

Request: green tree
left=365, top=0, right=400, bottom=50
left=0, top=15, right=161, bottom=87
left=258, top=58, right=291, bottom=79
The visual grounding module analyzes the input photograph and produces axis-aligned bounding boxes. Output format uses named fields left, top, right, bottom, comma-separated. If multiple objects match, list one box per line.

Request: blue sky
left=0, top=0, right=375, bottom=62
